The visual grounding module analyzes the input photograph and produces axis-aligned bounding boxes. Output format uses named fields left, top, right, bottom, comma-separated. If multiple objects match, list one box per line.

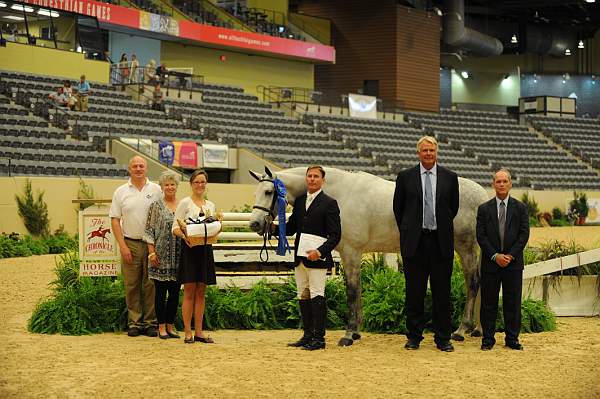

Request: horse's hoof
left=338, top=337, right=354, bottom=346
left=351, top=332, right=361, bottom=340
left=470, top=330, right=482, bottom=337
left=451, top=333, right=465, bottom=341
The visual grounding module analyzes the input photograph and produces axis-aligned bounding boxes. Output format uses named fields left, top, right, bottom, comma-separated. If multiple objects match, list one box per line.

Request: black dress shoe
left=194, top=336, right=215, bottom=343
left=127, top=327, right=141, bottom=337
left=145, top=326, right=159, bottom=337
left=159, top=333, right=170, bottom=339
left=436, top=342, right=455, bottom=352
left=505, top=341, right=523, bottom=350
left=481, top=343, right=494, bottom=351
left=302, top=338, right=325, bottom=351
left=287, top=336, right=311, bottom=347
left=167, top=331, right=180, bottom=339
left=404, top=339, right=420, bottom=350
left=184, top=336, right=194, bottom=344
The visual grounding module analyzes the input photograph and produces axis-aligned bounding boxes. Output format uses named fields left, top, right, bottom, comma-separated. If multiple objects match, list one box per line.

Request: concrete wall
left=231, top=148, right=282, bottom=184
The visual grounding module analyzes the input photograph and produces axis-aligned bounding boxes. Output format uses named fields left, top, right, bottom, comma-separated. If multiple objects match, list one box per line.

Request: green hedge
left=29, top=252, right=556, bottom=336
left=0, top=232, right=77, bottom=259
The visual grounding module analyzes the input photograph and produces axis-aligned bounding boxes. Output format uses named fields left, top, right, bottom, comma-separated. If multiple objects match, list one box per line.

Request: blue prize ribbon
left=273, top=178, right=291, bottom=256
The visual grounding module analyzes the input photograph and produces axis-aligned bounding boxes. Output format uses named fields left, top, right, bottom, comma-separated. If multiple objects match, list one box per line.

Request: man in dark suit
left=393, top=136, right=460, bottom=352
left=276, top=165, right=341, bottom=350
left=477, top=168, right=529, bottom=351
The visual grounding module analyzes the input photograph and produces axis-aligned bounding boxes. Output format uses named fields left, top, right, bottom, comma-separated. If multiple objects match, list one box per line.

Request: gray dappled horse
left=249, top=167, right=488, bottom=346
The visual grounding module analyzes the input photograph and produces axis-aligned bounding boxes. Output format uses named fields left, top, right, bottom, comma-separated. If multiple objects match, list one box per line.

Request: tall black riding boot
left=287, top=299, right=313, bottom=347
left=303, top=295, right=326, bottom=350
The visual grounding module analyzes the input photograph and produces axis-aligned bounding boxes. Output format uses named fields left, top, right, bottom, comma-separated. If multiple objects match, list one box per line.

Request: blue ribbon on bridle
left=273, top=177, right=291, bottom=256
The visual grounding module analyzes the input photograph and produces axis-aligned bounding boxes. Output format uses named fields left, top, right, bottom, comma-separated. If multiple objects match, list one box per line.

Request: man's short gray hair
left=493, top=168, right=512, bottom=182
left=158, top=170, right=181, bottom=186
left=416, top=135, right=438, bottom=151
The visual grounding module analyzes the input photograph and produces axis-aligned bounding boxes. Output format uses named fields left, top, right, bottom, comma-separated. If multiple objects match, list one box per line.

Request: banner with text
left=173, top=141, right=198, bottom=169
left=202, top=143, right=229, bottom=168
left=22, top=0, right=334, bottom=62
left=78, top=205, right=120, bottom=277
left=348, top=94, right=377, bottom=119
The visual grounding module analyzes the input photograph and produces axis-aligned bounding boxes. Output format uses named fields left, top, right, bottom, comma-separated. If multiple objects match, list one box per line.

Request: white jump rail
left=523, top=247, right=600, bottom=279
left=219, top=212, right=292, bottom=241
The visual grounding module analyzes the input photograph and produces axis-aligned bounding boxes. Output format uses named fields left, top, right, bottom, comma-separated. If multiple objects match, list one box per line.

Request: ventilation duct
left=442, top=0, right=503, bottom=56
left=524, top=25, right=573, bottom=57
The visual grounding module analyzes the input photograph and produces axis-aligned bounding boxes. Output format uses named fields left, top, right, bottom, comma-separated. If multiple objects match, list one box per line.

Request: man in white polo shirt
left=110, top=156, right=162, bottom=337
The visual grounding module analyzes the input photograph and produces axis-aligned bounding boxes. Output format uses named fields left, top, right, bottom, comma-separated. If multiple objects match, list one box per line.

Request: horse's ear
left=249, top=170, right=261, bottom=181
left=264, top=166, right=273, bottom=178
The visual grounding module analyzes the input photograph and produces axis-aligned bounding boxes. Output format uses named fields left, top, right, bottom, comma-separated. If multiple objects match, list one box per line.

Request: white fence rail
left=523, top=248, right=600, bottom=279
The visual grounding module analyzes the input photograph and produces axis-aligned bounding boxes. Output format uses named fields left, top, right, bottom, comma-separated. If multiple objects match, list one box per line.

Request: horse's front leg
left=452, top=245, right=482, bottom=340
left=338, top=250, right=363, bottom=346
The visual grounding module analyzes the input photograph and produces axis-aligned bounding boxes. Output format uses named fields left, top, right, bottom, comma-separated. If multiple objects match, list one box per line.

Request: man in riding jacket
left=274, top=165, right=341, bottom=350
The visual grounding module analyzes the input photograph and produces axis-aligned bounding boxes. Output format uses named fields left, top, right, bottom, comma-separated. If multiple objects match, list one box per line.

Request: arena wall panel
left=161, top=42, right=314, bottom=96
left=0, top=42, right=109, bottom=83
left=0, top=177, right=256, bottom=235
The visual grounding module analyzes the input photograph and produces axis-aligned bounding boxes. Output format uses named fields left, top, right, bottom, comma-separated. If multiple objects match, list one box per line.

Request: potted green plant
left=569, top=191, right=589, bottom=225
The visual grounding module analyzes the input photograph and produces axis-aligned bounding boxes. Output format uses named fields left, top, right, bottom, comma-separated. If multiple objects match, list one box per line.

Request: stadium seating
left=528, top=115, right=600, bottom=169
left=405, top=109, right=600, bottom=189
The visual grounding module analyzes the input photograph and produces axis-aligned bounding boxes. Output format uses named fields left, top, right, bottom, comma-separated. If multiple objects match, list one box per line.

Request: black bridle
left=252, top=177, right=278, bottom=222
left=252, top=177, right=279, bottom=262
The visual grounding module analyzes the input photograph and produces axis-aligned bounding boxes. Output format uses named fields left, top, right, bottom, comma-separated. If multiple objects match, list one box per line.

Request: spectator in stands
left=130, top=54, right=139, bottom=83
left=145, top=59, right=157, bottom=85
left=143, top=171, right=182, bottom=340
left=172, top=169, right=218, bottom=344
left=62, top=80, right=75, bottom=110
left=477, top=168, right=529, bottom=351
left=110, top=156, right=162, bottom=337
left=48, top=87, right=68, bottom=108
left=156, top=62, right=168, bottom=85
left=119, top=53, right=130, bottom=87
left=152, top=83, right=164, bottom=111
left=393, top=135, right=459, bottom=353
left=74, top=74, right=91, bottom=112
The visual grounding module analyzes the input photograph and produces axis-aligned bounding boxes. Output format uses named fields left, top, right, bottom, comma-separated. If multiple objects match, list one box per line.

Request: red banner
left=172, top=141, right=198, bottom=169
left=179, top=21, right=335, bottom=63
left=22, top=0, right=137, bottom=26
left=20, top=0, right=335, bottom=63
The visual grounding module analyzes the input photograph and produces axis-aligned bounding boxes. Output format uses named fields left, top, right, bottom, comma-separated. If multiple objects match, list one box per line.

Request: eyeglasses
left=191, top=181, right=206, bottom=185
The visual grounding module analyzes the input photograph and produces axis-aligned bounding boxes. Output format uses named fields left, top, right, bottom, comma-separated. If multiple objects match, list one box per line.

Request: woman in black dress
left=172, top=170, right=217, bottom=344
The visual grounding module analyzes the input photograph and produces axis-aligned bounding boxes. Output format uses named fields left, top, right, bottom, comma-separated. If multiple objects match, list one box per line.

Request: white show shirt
left=109, top=178, right=162, bottom=239
left=305, top=189, right=321, bottom=209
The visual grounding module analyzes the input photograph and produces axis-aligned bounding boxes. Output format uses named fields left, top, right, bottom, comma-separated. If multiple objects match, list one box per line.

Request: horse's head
left=248, top=166, right=278, bottom=235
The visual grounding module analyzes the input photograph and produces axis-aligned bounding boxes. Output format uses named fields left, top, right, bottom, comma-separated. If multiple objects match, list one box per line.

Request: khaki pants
left=76, top=94, right=88, bottom=112
left=122, top=238, right=156, bottom=328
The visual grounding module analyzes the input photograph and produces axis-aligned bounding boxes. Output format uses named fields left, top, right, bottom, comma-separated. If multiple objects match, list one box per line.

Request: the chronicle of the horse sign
left=78, top=205, right=121, bottom=277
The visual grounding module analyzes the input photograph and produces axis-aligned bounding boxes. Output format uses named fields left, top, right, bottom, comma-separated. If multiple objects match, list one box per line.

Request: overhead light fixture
left=38, top=9, right=60, bottom=17
left=511, top=34, right=518, bottom=44
left=565, top=48, right=571, bottom=56
left=4, top=15, right=24, bottom=20
left=461, top=71, right=470, bottom=79
left=0, top=2, right=7, bottom=7
left=11, top=4, right=34, bottom=12
left=578, top=40, right=584, bottom=49
left=584, top=0, right=595, bottom=3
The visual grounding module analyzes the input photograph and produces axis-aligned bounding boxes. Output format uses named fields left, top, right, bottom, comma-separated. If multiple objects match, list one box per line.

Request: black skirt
left=178, top=243, right=217, bottom=285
